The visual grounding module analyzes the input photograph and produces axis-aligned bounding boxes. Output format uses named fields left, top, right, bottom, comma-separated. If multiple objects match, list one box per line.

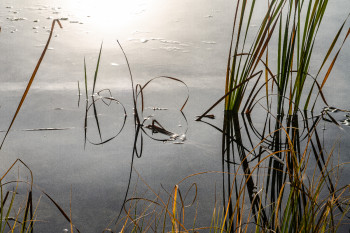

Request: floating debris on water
left=204, top=15, right=214, bottom=18
left=22, top=127, right=72, bottom=131
left=201, top=41, right=216, bottom=44
left=10, top=29, right=18, bottom=33
left=173, top=141, right=184, bottom=144
left=111, top=63, right=119, bottom=66
left=6, top=6, right=13, bottom=9
left=145, top=123, right=174, bottom=136
left=33, top=19, right=39, bottom=22
left=54, top=108, right=63, bottom=110
left=140, top=38, right=148, bottom=43
left=149, top=37, right=164, bottom=41
left=33, top=26, right=39, bottom=29
left=143, top=115, right=154, bottom=121
left=196, top=114, right=215, bottom=119
left=7, top=17, right=27, bottom=21
left=47, top=47, right=54, bottom=50
left=68, top=20, right=84, bottom=24
left=161, top=46, right=182, bottom=52
left=160, top=39, right=181, bottom=44
left=150, top=107, right=168, bottom=111
left=145, top=120, right=186, bottom=143
left=341, top=119, right=350, bottom=126
left=178, top=134, right=186, bottom=141
left=322, top=106, right=350, bottom=126
left=323, top=106, right=338, bottom=113
left=60, top=17, right=69, bottom=20
left=132, top=30, right=150, bottom=34
left=47, top=16, right=53, bottom=19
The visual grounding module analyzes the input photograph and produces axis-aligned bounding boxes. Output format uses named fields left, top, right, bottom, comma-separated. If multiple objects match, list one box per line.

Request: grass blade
left=0, top=19, right=62, bottom=151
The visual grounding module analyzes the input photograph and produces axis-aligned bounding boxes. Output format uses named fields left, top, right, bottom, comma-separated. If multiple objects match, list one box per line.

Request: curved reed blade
left=116, top=40, right=141, bottom=125
left=0, top=19, right=63, bottom=151
left=137, top=76, right=190, bottom=112
left=86, top=96, right=127, bottom=145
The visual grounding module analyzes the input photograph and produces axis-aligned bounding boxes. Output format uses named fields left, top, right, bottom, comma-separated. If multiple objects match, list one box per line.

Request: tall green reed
left=276, top=0, right=349, bottom=115
left=224, top=0, right=285, bottom=112
left=197, top=0, right=349, bottom=118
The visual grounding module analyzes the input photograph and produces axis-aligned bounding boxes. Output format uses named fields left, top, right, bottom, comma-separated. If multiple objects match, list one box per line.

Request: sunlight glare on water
left=65, top=0, right=147, bottom=31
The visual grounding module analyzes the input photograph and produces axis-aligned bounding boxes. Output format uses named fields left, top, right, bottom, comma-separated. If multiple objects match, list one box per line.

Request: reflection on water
left=196, top=110, right=350, bottom=232
left=111, top=109, right=350, bottom=232
left=0, top=0, right=350, bottom=232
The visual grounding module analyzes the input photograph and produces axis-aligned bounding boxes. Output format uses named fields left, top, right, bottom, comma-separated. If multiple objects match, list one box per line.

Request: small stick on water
left=22, top=127, right=72, bottom=131
left=195, top=114, right=215, bottom=119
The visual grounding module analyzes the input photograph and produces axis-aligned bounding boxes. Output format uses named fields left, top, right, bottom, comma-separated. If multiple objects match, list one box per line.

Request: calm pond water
left=1, top=0, right=350, bottom=232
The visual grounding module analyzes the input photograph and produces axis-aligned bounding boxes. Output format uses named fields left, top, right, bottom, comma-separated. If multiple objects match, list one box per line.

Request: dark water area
left=1, top=0, right=350, bottom=232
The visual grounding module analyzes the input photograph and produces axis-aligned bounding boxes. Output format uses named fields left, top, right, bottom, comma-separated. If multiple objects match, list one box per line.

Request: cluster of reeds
left=0, top=159, right=80, bottom=232
left=118, top=110, right=350, bottom=232
left=0, top=159, right=35, bottom=232
left=219, top=111, right=350, bottom=232
left=275, top=0, right=349, bottom=114
left=201, top=1, right=350, bottom=229
left=197, top=0, right=349, bottom=117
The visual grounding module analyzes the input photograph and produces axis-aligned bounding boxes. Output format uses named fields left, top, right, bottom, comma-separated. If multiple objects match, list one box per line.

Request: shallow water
left=1, top=0, right=350, bottom=232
